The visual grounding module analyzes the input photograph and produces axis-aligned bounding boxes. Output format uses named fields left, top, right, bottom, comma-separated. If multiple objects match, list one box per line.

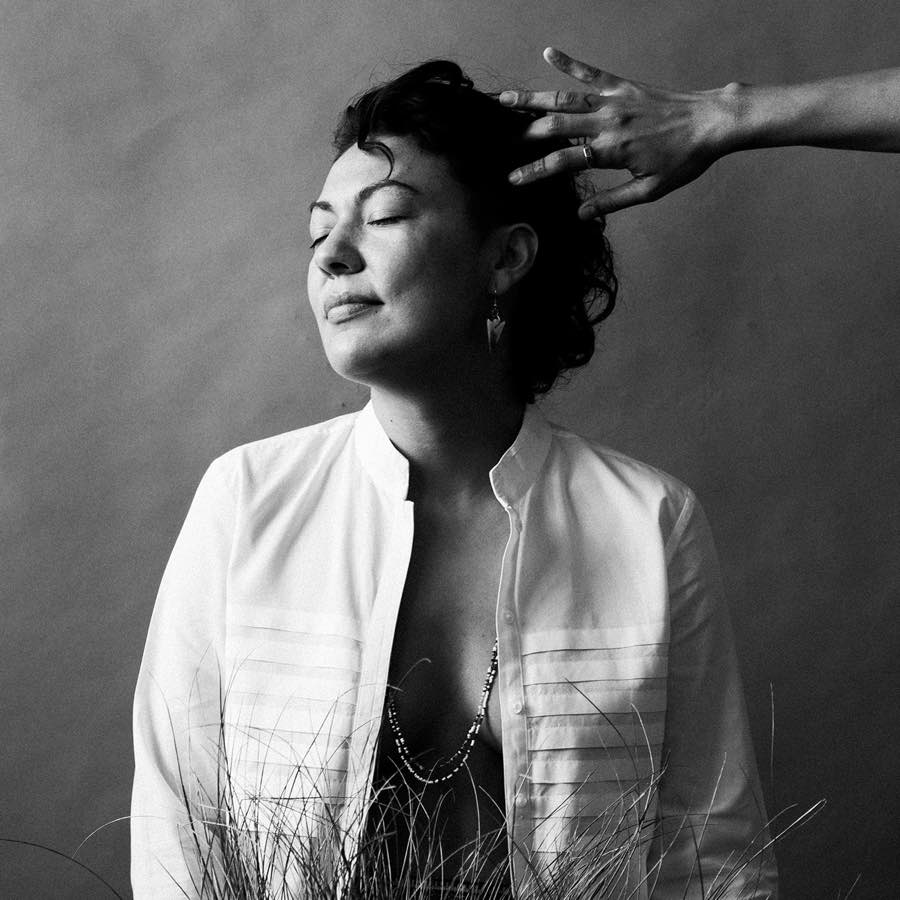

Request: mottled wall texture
left=2, top=1, right=897, bottom=896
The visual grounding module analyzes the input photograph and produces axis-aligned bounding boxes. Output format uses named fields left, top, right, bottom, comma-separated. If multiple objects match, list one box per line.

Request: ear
left=490, top=222, right=539, bottom=297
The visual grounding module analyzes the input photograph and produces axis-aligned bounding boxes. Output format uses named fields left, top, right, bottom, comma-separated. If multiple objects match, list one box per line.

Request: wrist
left=710, top=81, right=756, bottom=155
left=716, top=81, right=820, bottom=152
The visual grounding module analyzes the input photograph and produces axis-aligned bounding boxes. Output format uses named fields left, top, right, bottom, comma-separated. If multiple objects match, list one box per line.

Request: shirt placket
left=495, top=500, right=531, bottom=889
left=338, top=497, right=415, bottom=889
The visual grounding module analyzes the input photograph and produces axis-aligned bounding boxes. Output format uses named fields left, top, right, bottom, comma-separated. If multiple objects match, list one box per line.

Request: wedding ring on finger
left=581, top=144, right=595, bottom=170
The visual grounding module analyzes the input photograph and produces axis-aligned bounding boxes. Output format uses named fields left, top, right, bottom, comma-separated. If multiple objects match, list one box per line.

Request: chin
left=322, top=338, right=394, bottom=387
left=326, top=339, right=443, bottom=393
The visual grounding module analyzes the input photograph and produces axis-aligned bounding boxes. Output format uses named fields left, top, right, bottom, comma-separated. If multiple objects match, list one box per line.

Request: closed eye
left=309, top=214, right=407, bottom=249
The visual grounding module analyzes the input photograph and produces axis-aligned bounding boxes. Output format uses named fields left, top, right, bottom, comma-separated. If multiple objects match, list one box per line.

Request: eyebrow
left=308, top=178, right=421, bottom=215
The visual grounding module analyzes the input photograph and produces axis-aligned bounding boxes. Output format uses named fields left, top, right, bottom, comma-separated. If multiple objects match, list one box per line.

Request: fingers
left=520, top=111, right=601, bottom=140
left=578, top=178, right=664, bottom=216
left=498, top=48, right=622, bottom=114
left=543, top=47, right=620, bottom=91
left=499, top=89, right=601, bottom=113
left=509, top=145, right=597, bottom=185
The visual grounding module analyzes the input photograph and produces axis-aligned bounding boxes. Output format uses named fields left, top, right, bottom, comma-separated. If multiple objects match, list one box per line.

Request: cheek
left=389, top=237, right=486, bottom=314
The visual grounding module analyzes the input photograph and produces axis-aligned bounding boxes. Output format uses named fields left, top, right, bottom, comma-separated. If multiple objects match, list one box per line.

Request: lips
left=324, top=294, right=382, bottom=322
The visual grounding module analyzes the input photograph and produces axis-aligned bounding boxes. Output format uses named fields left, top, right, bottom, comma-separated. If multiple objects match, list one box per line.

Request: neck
left=370, top=376, right=526, bottom=506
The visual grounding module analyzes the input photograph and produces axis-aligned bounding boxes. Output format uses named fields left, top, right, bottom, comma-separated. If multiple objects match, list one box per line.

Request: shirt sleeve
left=648, top=491, right=778, bottom=899
left=130, top=457, right=236, bottom=899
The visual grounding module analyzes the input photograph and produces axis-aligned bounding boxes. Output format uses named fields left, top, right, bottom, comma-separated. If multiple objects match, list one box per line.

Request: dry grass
left=156, top=678, right=822, bottom=899
left=2, top=678, right=828, bottom=899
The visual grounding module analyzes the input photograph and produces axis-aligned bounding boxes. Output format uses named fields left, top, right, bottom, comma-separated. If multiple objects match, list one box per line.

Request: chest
left=386, top=500, right=510, bottom=757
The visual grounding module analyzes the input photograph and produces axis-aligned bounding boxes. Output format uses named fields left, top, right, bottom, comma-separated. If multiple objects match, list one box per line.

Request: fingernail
left=499, top=91, right=517, bottom=105
left=509, top=170, right=523, bottom=184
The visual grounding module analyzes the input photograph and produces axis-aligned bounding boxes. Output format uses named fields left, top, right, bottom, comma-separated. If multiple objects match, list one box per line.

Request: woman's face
left=307, top=135, right=497, bottom=388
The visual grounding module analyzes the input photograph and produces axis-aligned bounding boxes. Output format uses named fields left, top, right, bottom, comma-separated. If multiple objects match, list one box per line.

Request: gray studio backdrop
left=2, top=1, right=898, bottom=897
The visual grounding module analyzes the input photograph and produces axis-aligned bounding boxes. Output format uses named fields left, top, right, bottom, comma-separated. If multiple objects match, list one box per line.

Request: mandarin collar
left=352, top=400, right=552, bottom=506
left=353, top=401, right=411, bottom=501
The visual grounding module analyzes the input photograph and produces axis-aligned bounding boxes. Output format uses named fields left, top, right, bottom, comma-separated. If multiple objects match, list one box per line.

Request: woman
left=131, top=61, right=775, bottom=899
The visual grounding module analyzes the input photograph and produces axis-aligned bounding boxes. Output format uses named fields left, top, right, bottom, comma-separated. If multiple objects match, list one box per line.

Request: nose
left=313, top=225, right=363, bottom=277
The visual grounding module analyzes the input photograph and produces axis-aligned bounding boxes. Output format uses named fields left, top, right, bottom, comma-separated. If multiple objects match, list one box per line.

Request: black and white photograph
left=2, top=1, right=898, bottom=897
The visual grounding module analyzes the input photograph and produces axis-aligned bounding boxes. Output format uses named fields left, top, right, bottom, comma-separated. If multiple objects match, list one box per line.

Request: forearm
left=131, top=458, right=235, bottom=896
left=718, top=68, right=900, bottom=154
left=652, top=495, right=777, bottom=898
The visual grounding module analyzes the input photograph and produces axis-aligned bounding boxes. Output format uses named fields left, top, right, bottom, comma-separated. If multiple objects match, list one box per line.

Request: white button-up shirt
left=132, top=402, right=776, bottom=898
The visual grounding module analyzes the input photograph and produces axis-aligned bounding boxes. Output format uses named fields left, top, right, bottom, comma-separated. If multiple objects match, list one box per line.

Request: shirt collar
left=353, top=401, right=411, bottom=501
left=489, top=402, right=552, bottom=507
left=353, top=400, right=552, bottom=506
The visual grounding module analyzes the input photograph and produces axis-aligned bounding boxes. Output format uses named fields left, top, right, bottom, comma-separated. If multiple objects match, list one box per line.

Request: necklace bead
left=387, top=637, right=499, bottom=785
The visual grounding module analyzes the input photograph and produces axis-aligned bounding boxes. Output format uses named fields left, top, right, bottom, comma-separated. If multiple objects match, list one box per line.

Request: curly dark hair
left=333, top=60, right=617, bottom=402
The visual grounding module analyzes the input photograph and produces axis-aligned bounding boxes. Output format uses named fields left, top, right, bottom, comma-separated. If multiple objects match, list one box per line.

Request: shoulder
left=204, top=409, right=361, bottom=495
left=544, top=418, right=697, bottom=547
left=547, top=419, right=693, bottom=501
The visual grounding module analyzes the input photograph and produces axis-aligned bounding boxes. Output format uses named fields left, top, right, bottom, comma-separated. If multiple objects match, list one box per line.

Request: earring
left=486, top=289, right=506, bottom=353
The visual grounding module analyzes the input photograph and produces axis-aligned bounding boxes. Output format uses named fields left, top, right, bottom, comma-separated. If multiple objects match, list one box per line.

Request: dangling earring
left=486, top=288, right=505, bottom=353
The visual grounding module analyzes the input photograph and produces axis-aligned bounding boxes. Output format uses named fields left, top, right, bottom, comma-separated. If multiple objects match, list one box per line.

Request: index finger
left=543, top=46, right=620, bottom=91
left=498, top=89, right=601, bottom=112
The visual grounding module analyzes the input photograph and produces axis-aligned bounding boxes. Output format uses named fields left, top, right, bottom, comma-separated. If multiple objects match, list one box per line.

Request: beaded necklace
left=386, top=637, right=499, bottom=785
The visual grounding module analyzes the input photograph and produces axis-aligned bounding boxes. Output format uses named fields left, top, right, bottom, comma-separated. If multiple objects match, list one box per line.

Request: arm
left=649, top=492, right=777, bottom=899
left=726, top=69, right=900, bottom=153
left=131, top=459, right=235, bottom=899
left=502, top=47, right=900, bottom=216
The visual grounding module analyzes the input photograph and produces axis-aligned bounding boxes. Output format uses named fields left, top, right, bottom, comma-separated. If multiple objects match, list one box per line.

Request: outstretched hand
left=501, top=47, right=733, bottom=217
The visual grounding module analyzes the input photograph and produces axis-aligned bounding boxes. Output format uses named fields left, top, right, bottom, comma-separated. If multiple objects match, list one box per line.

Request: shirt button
left=515, top=793, right=528, bottom=808
left=512, top=701, right=524, bottom=715
left=502, top=608, right=514, bottom=624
